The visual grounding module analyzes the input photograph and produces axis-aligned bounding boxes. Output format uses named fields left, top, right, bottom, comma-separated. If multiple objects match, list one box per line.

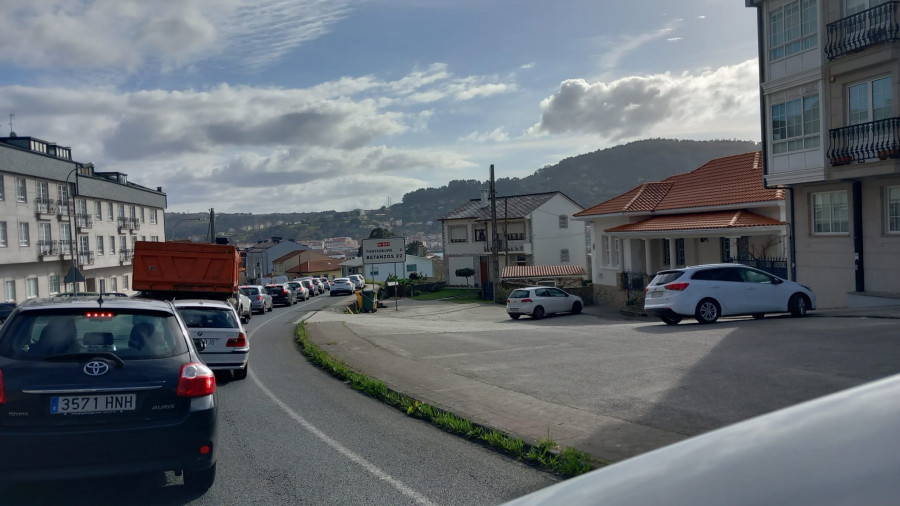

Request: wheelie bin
left=361, top=289, right=377, bottom=313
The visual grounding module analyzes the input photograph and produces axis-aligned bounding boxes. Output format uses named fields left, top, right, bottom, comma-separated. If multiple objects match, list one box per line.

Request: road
left=4, top=294, right=557, bottom=506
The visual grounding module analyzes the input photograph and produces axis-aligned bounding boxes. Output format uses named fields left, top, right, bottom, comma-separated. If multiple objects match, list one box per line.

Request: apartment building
left=0, top=134, right=166, bottom=302
left=746, top=0, right=900, bottom=308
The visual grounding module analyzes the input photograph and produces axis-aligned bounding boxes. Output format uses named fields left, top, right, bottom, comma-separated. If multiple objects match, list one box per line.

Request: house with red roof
left=573, top=152, right=787, bottom=306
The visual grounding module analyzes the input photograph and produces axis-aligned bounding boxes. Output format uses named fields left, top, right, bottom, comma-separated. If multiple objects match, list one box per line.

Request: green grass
left=296, top=322, right=594, bottom=477
left=410, top=288, right=491, bottom=303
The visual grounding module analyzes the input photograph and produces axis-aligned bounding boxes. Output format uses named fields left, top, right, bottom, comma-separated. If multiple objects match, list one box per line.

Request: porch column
left=644, top=238, right=653, bottom=275
left=668, top=237, right=676, bottom=269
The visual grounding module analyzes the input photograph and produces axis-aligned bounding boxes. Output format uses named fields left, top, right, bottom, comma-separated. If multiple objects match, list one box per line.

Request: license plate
left=649, top=290, right=663, bottom=298
left=51, top=394, right=136, bottom=414
left=199, top=338, right=217, bottom=347
left=508, top=307, right=519, bottom=312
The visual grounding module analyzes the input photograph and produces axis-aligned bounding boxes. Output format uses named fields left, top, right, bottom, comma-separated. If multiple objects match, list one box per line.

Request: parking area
left=307, top=300, right=900, bottom=462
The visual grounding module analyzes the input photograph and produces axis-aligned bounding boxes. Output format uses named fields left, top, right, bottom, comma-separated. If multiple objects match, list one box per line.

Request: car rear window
left=651, top=271, right=685, bottom=285
left=509, top=289, right=531, bottom=299
left=241, top=287, right=260, bottom=295
left=177, top=307, right=238, bottom=329
left=0, top=309, right=187, bottom=360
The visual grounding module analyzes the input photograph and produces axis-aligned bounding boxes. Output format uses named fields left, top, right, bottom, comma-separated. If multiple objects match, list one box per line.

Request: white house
left=440, top=191, right=586, bottom=287
left=340, top=254, right=434, bottom=282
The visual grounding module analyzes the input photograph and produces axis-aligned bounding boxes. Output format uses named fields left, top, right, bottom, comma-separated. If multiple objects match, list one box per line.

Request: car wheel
left=183, top=463, right=216, bottom=493
left=509, top=314, right=521, bottom=320
left=571, top=302, right=582, bottom=315
left=532, top=306, right=545, bottom=320
left=661, top=315, right=682, bottom=325
left=789, top=293, right=810, bottom=317
left=752, top=313, right=765, bottom=320
left=267, top=304, right=273, bottom=312
left=233, top=366, right=248, bottom=381
left=694, top=298, right=720, bottom=324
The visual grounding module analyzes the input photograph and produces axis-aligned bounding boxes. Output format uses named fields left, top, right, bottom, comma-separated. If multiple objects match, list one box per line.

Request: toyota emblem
left=83, top=361, right=110, bottom=376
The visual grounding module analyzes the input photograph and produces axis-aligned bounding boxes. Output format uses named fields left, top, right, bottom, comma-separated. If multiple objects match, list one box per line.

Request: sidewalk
left=303, top=299, right=900, bottom=465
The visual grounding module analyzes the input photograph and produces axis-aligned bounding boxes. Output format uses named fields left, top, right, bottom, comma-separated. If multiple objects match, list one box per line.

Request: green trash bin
left=361, top=289, right=377, bottom=313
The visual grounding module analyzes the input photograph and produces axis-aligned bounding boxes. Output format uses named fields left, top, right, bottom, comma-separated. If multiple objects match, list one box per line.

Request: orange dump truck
left=132, top=241, right=241, bottom=302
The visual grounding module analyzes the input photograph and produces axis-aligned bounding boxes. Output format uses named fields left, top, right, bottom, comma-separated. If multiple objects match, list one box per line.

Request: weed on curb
left=296, top=322, right=593, bottom=477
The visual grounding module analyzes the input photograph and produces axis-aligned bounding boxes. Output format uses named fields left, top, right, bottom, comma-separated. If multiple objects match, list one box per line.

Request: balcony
left=825, top=1, right=899, bottom=60
left=119, top=248, right=133, bottom=263
left=59, top=240, right=74, bottom=256
left=827, top=117, right=900, bottom=165
left=483, top=240, right=531, bottom=253
left=118, top=217, right=140, bottom=231
left=38, top=240, right=58, bottom=257
left=76, top=213, right=93, bottom=230
left=34, top=198, right=57, bottom=216
left=56, top=199, right=72, bottom=217
left=78, top=251, right=95, bottom=266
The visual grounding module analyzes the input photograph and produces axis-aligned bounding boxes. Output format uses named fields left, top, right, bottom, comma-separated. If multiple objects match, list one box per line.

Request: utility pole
left=209, top=208, right=215, bottom=243
left=490, top=165, right=499, bottom=301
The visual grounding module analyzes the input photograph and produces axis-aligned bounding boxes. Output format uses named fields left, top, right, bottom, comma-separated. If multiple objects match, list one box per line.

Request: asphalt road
left=4, top=294, right=557, bottom=505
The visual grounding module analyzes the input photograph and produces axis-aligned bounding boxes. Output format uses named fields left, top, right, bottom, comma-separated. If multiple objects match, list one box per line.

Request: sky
left=0, top=0, right=762, bottom=214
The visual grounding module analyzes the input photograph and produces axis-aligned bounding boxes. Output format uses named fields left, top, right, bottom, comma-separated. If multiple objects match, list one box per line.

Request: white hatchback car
left=174, top=299, right=250, bottom=380
left=506, top=286, right=584, bottom=320
left=644, top=263, right=816, bottom=325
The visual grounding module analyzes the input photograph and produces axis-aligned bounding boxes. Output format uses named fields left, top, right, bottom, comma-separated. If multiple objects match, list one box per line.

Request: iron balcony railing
left=59, top=240, right=74, bottom=255
left=119, top=248, right=133, bottom=262
left=56, top=199, right=72, bottom=216
left=78, top=251, right=95, bottom=266
left=118, top=217, right=140, bottom=231
left=483, top=240, right=526, bottom=252
left=38, top=240, right=58, bottom=256
left=825, top=1, right=899, bottom=60
left=35, top=197, right=56, bottom=215
left=76, top=213, right=93, bottom=229
left=827, top=117, right=900, bottom=165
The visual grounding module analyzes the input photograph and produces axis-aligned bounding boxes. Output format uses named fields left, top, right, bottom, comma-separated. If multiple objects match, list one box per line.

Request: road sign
left=362, top=237, right=406, bottom=265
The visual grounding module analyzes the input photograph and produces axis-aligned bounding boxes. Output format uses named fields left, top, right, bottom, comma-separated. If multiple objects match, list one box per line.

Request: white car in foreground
left=644, top=263, right=816, bottom=325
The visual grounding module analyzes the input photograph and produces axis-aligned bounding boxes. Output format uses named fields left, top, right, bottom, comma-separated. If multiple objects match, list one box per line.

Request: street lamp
left=64, top=166, right=80, bottom=294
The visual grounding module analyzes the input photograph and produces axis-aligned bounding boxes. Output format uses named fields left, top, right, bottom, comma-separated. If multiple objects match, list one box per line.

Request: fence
left=732, top=257, right=788, bottom=279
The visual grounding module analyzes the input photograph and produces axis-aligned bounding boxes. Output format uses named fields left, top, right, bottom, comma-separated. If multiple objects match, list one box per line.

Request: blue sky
left=0, top=0, right=761, bottom=214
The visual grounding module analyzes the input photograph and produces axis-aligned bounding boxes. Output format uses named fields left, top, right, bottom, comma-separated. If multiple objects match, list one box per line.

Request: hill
left=165, top=138, right=761, bottom=244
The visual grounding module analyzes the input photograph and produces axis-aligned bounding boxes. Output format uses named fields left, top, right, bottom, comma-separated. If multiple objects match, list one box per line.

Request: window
left=130, top=205, right=137, bottom=220
left=150, top=209, right=158, bottom=224
left=60, top=223, right=72, bottom=254
left=150, top=235, right=159, bottom=242
left=120, top=235, right=127, bottom=251
left=26, top=278, right=38, bottom=298
left=97, top=235, right=104, bottom=255
left=663, top=238, right=686, bottom=266
left=0, top=222, right=6, bottom=247
left=16, top=177, right=26, bottom=202
left=118, top=203, right=125, bottom=219
left=140, top=207, right=145, bottom=223
left=38, top=223, right=51, bottom=254
left=110, top=236, right=116, bottom=255
left=602, top=236, right=610, bottom=265
left=406, top=264, right=417, bottom=272
left=846, top=0, right=891, bottom=16
left=123, top=275, right=129, bottom=290
left=6, top=280, right=15, bottom=301
left=109, top=277, right=118, bottom=292
left=559, top=215, right=568, bottom=229
left=813, top=191, right=849, bottom=233
left=0, top=175, right=4, bottom=200
left=449, top=225, right=468, bottom=243
left=474, top=228, right=486, bottom=242
left=720, top=237, right=732, bottom=262
left=108, top=202, right=114, bottom=221
left=772, top=94, right=820, bottom=154
left=769, top=0, right=817, bottom=61
left=849, top=76, right=892, bottom=126
left=49, top=274, right=60, bottom=294
left=18, top=222, right=29, bottom=247
left=36, top=181, right=49, bottom=212
left=887, top=186, right=900, bottom=233
left=560, top=249, right=570, bottom=263
left=95, top=201, right=102, bottom=220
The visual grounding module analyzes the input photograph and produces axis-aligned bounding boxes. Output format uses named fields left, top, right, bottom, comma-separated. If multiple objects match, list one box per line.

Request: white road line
left=247, top=306, right=438, bottom=506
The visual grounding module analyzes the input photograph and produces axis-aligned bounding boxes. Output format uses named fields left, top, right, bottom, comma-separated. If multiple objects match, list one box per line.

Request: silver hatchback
left=506, top=286, right=584, bottom=320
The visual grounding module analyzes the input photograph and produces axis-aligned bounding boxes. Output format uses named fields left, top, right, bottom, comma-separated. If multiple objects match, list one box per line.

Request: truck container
left=132, top=241, right=241, bottom=302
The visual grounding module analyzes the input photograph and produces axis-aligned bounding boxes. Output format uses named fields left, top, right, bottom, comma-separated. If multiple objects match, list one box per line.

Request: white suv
left=644, top=264, right=816, bottom=325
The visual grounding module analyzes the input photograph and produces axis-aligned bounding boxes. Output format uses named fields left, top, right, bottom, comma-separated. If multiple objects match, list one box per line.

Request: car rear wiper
left=43, top=352, right=126, bottom=368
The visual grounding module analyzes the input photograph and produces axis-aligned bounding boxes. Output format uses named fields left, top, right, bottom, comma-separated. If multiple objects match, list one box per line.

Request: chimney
left=480, top=189, right=490, bottom=208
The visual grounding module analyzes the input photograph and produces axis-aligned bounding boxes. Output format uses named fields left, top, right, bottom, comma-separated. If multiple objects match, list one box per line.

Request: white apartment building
left=746, top=0, right=900, bottom=307
left=0, top=134, right=166, bottom=303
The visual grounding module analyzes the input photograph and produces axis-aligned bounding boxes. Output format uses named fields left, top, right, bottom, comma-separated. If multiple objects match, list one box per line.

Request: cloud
left=595, top=19, right=684, bottom=71
left=459, top=128, right=510, bottom=143
left=521, top=62, right=536, bottom=70
left=528, top=59, right=760, bottom=141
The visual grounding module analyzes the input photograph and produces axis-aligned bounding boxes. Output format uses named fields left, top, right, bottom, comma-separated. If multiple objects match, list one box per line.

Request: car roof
left=17, top=296, right=175, bottom=313
left=171, top=299, right=234, bottom=309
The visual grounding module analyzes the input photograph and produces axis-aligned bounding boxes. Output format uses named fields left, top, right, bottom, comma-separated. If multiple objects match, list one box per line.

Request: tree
left=357, top=227, right=395, bottom=256
left=406, top=240, right=427, bottom=256
left=455, top=267, right=475, bottom=287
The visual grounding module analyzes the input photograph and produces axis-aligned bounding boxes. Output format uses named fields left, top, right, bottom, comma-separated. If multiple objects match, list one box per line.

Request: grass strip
left=296, top=322, right=594, bottom=477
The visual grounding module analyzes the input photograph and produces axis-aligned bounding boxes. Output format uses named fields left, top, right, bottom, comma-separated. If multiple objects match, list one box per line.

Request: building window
left=663, top=238, right=686, bottom=266
left=0, top=175, right=4, bottom=200
left=0, top=222, right=6, bottom=247
left=49, top=274, right=60, bottom=294
left=769, top=0, right=817, bottom=61
left=813, top=191, right=849, bottom=233
left=720, top=237, right=732, bottom=262
left=140, top=207, right=145, bottom=223
left=110, top=277, right=118, bottom=292
left=26, top=278, right=38, bottom=298
left=95, top=201, right=103, bottom=220
left=18, top=222, right=29, bottom=247
left=110, top=236, right=116, bottom=255
left=849, top=76, right=893, bottom=126
left=108, top=202, right=114, bottom=221
left=97, top=235, right=104, bottom=255
left=560, top=249, right=570, bottom=263
left=559, top=215, right=568, bottom=229
left=16, top=177, right=27, bottom=202
left=449, top=225, right=468, bottom=243
left=406, top=264, right=417, bottom=272
left=771, top=94, right=820, bottom=154
left=120, top=235, right=127, bottom=252
left=130, top=205, right=137, bottom=220
left=150, top=235, right=159, bottom=242
left=6, top=280, right=16, bottom=301
left=474, top=228, right=486, bottom=242
left=118, top=203, right=125, bottom=219
left=887, top=186, right=900, bottom=233
left=123, top=275, right=129, bottom=290
left=150, top=209, right=158, bottom=224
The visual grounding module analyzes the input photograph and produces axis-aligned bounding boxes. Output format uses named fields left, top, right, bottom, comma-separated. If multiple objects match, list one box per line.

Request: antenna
left=8, top=112, right=14, bottom=134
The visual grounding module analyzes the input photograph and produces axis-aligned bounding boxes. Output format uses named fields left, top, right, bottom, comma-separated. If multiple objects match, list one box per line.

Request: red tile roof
left=501, top=265, right=586, bottom=279
left=605, top=210, right=785, bottom=233
left=575, top=152, right=782, bottom=217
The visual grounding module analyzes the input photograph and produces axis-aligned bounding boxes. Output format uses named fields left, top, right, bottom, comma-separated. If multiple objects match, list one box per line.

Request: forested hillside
left=166, top=138, right=760, bottom=244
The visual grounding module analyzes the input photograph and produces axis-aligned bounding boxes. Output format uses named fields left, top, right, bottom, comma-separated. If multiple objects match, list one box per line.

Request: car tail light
left=177, top=362, right=216, bottom=398
left=665, top=282, right=690, bottom=291
left=0, top=369, right=5, bottom=404
left=255, top=295, right=263, bottom=300
left=227, top=333, right=248, bottom=348
left=521, top=298, right=533, bottom=303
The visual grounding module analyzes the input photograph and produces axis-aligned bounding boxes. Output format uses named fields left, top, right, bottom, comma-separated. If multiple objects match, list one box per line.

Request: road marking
left=247, top=306, right=438, bottom=506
